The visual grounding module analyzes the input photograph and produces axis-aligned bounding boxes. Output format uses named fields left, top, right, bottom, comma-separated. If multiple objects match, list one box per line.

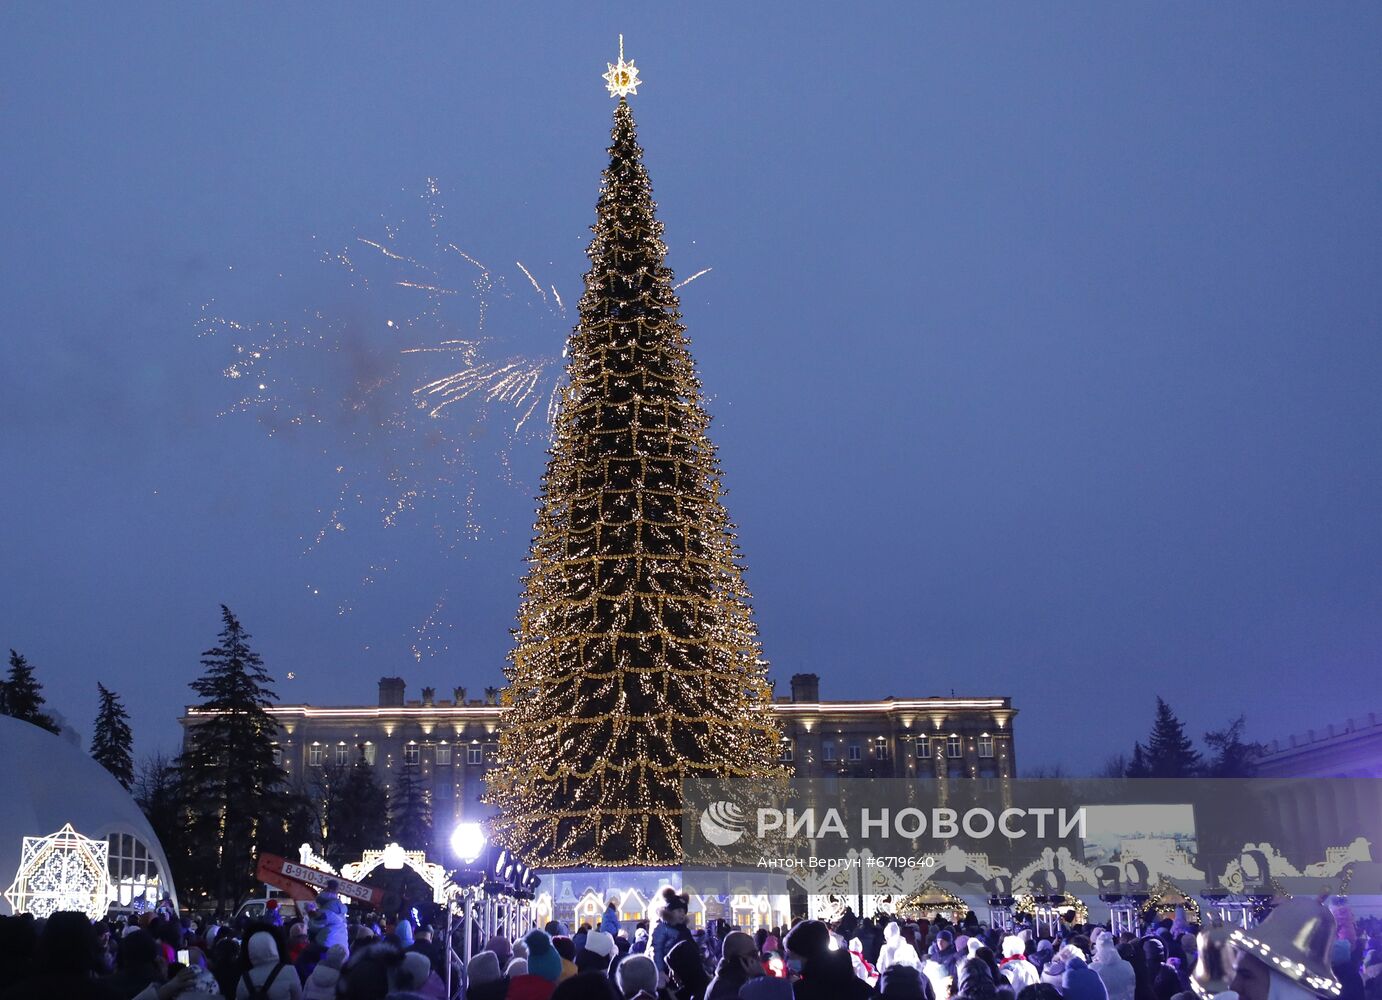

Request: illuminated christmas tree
left=487, top=40, right=784, bottom=868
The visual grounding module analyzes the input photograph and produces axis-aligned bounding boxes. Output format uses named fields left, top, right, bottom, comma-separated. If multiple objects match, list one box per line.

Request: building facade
left=181, top=673, right=1017, bottom=830
left=1255, top=713, right=1382, bottom=778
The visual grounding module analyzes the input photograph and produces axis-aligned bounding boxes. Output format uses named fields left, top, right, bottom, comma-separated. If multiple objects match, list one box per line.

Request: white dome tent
left=0, top=715, right=177, bottom=915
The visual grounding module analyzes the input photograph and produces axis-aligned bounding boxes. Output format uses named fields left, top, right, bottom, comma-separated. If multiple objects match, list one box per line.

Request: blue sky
left=2, top=4, right=1380, bottom=772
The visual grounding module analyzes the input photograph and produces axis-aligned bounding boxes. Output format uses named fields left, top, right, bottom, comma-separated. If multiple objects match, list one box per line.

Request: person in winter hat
left=577, top=930, right=616, bottom=975
left=303, top=945, right=347, bottom=1000
left=381, top=951, right=433, bottom=1000
left=704, top=930, right=762, bottom=1000
left=958, top=958, right=1001, bottom=1000
left=930, top=931, right=960, bottom=982
left=509, top=929, right=563, bottom=1000
left=1142, top=939, right=1180, bottom=1000
left=507, top=958, right=529, bottom=978
left=1090, top=935, right=1135, bottom=1000
left=550, top=936, right=578, bottom=982
left=613, top=953, right=657, bottom=999
left=879, top=964, right=937, bottom=998
left=236, top=930, right=303, bottom=1000
left=1041, top=944, right=1084, bottom=991
left=465, top=951, right=507, bottom=1000
left=663, top=939, right=709, bottom=1000
left=881, top=922, right=924, bottom=973
left=1002, top=936, right=1040, bottom=993
left=487, top=935, right=514, bottom=969
left=848, top=935, right=879, bottom=986
left=1062, top=956, right=1110, bottom=1000
left=307, top=885, right=349, bottom=954
left=650, top=888, right=693, bottom=982
left=784, top=918, right=875, bottom=1000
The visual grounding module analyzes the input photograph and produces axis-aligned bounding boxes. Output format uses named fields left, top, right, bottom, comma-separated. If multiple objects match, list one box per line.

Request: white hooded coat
left=1001, top=936, right=1040, bottom=993
left=236, top=932, right=303, bottom=1000
left=1090, top=937, right=1136, bottom=1000
left=877, top=922, right=923, bottom=973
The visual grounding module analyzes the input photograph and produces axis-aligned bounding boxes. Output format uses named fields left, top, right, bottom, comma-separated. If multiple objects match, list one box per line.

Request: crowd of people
left=0, top=884, right=1378, bottom=1000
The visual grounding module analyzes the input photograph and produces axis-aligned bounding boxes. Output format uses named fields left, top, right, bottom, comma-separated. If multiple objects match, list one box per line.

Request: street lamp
left=450, top=822, right=486, bottom=865
left=446, top=821, right=488, bottom=996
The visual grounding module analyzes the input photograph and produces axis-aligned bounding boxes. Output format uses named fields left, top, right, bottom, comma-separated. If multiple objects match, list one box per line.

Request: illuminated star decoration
left=3, top=823, right=111, bottom=920
left=603, top=34, right=642, bottom=98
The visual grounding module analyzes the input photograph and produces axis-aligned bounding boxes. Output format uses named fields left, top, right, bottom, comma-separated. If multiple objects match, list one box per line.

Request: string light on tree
left=485, top=41, right=786, bottom=868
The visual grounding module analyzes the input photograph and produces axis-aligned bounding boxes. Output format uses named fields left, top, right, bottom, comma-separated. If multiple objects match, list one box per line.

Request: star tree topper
left=603, top=34, right=641, bottom=98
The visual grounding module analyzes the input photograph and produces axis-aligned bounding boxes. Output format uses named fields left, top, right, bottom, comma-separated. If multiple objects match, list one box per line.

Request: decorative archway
left=340, top=844, right=451, bottom=905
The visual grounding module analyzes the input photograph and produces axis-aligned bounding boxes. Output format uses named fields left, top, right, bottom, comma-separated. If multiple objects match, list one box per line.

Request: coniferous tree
left=1125, top=741, right=1151, bottom=778
left=486, top=69, right=785, bottom=868
left=1142, top=697, right=1201, bottom=778
left=177, top=606, right=287, bottom=908
left=328, top=748, right=389, bottom=866
left=389, top=761, right=432, bottom=854
left=91, top=682, right=135, bottom=788
left=1204, top=716, right=1260, bottom=778
left=2, top=650, right=60, bottom=734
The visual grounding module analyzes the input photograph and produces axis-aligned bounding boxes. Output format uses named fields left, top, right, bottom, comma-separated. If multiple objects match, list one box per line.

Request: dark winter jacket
left=705, top=957, right=752, bottom=1000
left=792, top=950, right=878, bottom=1000
left=653, top=923, right=693, bottom=978
left=0, top=973, right=123, bottom=1000
left=878, top=965, right=935, bottom=999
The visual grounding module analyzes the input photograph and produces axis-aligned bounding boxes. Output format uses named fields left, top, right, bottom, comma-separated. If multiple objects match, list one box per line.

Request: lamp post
left=447, top=822, right=487, bottom=998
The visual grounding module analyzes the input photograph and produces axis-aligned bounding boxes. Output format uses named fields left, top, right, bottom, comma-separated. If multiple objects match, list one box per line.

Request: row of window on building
left=274, top=734, right=997, bottom=768
left=275, top=741, right=500, bottom=768
left=778, top=733, right=997, bottom=763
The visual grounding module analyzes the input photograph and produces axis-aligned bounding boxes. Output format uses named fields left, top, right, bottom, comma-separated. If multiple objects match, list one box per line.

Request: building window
left=335, top=743, right=350, bottom=766
left=270, top=744, right=283, bottom=766
left=848, top=743, right=862, bottom=762
left=363, top=742, right=377, bottom=765
left=483, top=742, right=499, bottom=761
left=779, top=738, right=793, bottom=762
left=947, top=735, right=962, bottom=758
left=822, top=740, right=836, bottom=762
left=106, top=833, right=169, bottom=908
left=914, top=735, right=930, bottom=759
left=978, top=734, right=994, bottom=758
left=308, top=744, right=324, bottom=767
left=404, top=743, right=419, bottom=766
left=467, top=745, right=483, bottom=765
left=436, top=743, right=451, bottom=765
left=874, top=737, right=889, bottom=760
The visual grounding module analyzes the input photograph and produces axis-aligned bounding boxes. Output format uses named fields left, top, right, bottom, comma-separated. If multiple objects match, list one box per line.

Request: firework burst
left=197, top=180, right=573, bottom=646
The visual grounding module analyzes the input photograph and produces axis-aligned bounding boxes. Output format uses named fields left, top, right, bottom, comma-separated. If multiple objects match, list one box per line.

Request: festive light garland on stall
left=1140, top=877, right=1201, bottom=922
left=896, top=884, right=969, bottom=921
left=1012, top=892, right=1090, bottom=925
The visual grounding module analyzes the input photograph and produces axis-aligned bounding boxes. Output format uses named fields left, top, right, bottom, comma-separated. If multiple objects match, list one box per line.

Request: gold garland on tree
left=483, top=42, right=786, bottom=869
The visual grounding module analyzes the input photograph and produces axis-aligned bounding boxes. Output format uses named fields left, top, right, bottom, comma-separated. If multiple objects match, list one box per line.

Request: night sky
left=3, top=5, right=1380, bottom=773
